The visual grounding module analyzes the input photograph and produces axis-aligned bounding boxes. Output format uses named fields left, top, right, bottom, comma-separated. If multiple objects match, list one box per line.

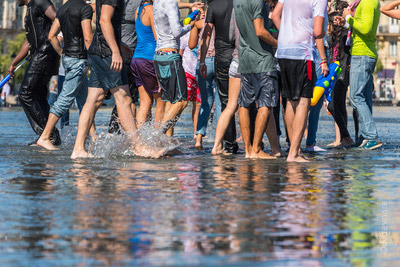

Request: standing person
left=199, top=0, right=239, bottom=154
left=108, top=0, right=141, bottom=134
left=7, top=0, right=60, bottom=145
left=189, top=13, right=219, bottom=150
left=272, top=0, right=327, bottom=162
left=131, top=0, right=165, bottom=128
left=48, top=75, right=58, bottom=106
left=327, top=4, right=354, bottom=148
left=1, top=81, right=11, bottom=107
left=233, top=0, right=278, bottom=159
left=152, top=0, right=197, bottom=136
left=70, top=0, right=139, bottom=159
left=180, top=31, right=201, bottom=138
left=36, top=0, right=93, bottom=151
left=335, top=0, right=381, bottom=149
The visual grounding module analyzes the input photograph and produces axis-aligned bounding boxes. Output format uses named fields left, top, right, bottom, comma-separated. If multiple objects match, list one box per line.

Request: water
left=0, top=106, right=400, bottom=266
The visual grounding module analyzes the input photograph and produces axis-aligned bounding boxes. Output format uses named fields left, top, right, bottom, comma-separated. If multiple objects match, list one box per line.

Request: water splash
left=87, top=122, right=180, bottom=158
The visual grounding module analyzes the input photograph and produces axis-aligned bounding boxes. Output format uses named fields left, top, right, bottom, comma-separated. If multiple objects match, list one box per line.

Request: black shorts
left=153, top=53, right=187, bottom=103
left=278, top=59, right=315, bottom=101
left=88, top=54, right=128, bottom=90
left=238, top=72, right=279, bottom=108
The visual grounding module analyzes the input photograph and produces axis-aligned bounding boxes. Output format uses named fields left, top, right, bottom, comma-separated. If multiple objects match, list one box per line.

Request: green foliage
left=0, top=33, right=27, bottom=83
left=374, top=58, right=384, bottom=74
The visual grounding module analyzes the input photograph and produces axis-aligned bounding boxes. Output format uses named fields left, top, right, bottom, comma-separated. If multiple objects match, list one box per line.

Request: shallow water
left=0, top=106, right=400, bottom=266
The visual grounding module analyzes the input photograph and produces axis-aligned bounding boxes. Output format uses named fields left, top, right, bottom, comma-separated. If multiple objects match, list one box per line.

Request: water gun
left=310, top=61, right=342, bottom=106
left=183, top=9, right=200, bottom=25
left=0, top=57, right=28, bottom=89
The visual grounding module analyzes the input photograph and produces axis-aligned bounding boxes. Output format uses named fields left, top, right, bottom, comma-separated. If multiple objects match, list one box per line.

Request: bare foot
left=195, top=135, right=203, bottom=150
left=250, top=150, right=277, bottom=159
left=340, top=137, right=354, bottom=148
left=71, top=150, right=94, bottom=159
left=287, top=156, right=309, bottom=163
left=211, top=145, right=225, bottom=155
left=271, top=149, right=286, bottom=158
left=37, top=138, right=60, bottom=151
left=326, top=141, right=341, bottom=147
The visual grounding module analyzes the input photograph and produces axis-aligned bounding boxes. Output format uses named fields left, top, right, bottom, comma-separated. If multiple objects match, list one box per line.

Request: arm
left=381, top=0, right=400, bottom=19
left=166, top=2, right=193, bottom=39
left=189, top=20, right=202, bottom=49
left=253, top=18, right=278, bottom=47
left=199, top=22, right=213, bottom=78
left=344, top=2, right=375, bottom=35
left=315, top=38, right=329, bottom=76
left=100, top=4, right=122, bottom=72
left=314, top=16, right=325, bottom=39
left=44, top=4, right=57, bottom=21
left=271, top=2, right=283, bottom=31
left=48, top=18, right=62, bottom=56
left=81, top=19, right=93, bottom=50
left=7, top=40, right=29, bottom=74
left=177, top=1, right=204, bottom=10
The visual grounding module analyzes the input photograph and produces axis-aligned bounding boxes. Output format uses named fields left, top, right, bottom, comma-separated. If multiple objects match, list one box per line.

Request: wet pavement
left=0, top=106, right=399, bottom=266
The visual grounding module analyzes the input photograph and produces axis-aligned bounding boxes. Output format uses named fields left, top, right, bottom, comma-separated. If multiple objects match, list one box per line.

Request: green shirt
left=233, top=0, right=276, bottom=74
left=348, top=0, right=380, bottom=58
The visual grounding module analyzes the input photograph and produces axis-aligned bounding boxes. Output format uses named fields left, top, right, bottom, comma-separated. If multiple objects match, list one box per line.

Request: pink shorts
left=185, top=72, right=201, bottom=103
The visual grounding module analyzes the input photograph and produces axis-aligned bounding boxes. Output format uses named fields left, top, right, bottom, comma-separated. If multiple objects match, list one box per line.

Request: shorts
left=185, top=72, right=201, bottom=102
left=278, top=58, right=315, bottom=101
left=130, top=57, right=159, bottom=95
left=238, top=72, right=279, bottom=108
left=153, top=53, right=188, bottom=103
left=88, top=54, right=128, bottom=90
left=229, top=60, right=241, bottom=79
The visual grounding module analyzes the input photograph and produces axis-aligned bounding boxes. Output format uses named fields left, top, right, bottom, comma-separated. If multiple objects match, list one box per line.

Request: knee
left=180, top=100, right=188, bottom=110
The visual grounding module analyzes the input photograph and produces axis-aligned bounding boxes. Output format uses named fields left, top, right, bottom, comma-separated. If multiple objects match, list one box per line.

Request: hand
left=191, top=2, right=204, bottom=12
left=111, top=52, right=123, bottom=72
left=200, top=63, right=207, bottom=78
left=342, top=8, right=351, bottom=18
left=7, top=64, right=16, bottom=78
left=320, top=62, right=329, bottom=77
left=334, top=16, right=345, bottom=26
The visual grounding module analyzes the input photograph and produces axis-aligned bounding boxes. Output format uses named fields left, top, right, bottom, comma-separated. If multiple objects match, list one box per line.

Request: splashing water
left=87, top=122, right=180, bottom=158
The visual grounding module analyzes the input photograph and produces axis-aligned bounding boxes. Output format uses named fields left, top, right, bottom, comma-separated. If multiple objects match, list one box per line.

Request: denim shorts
left=153, top=53, right=187, bottom=103
left=238, top=72, right=279, bottom=108
left=88, top=54, right=128, bottom=90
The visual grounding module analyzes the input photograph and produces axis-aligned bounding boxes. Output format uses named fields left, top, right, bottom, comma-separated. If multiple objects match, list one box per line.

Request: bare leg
left=265, top=112, right=283, bottom=157
left=136, top=86, right=153, bottom=128
left=37, top=113, right=61, bottom=150
left=238, top=107, right=252, bottom=157
left=286, top=98, right=310, bottom=162
left=250, top=107, right=275, bottom=159
left=71, top=87, right=105, bottom=159
left=212, top=77, right=240, bottom=155
left=112, top=85, right=137, bottom=133
left=162, top=100, right=188, bottom=136
left=327, top=122, right=341, bottom=147
left=193, top=102, right=201, bottom=136
left=153, top=93, right=165, bottom=128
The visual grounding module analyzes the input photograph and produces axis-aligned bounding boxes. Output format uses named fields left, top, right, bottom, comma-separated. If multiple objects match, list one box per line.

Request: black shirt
left=206, top=0, right=235, bottom=63
left=25, top=0, right=53, bottom=54
left=57, top=0, right=93, bottom=59
left=88, top=0, right=124, bottom=57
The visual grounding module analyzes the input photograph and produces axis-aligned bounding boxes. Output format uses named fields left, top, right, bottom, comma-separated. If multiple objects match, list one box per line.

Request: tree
left=0, top=33, right=27, bottom=83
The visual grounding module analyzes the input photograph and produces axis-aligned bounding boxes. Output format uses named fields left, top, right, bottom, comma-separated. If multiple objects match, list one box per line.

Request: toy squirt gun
left=310, top=61, right=342, bottom=106
left=183, top=9, right=200, bottom=25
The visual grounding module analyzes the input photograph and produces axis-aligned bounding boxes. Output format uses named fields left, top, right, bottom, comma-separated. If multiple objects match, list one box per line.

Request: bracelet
left=320, top=61, right=327, bottom=66
left=199, top=62, right=206, bottom=66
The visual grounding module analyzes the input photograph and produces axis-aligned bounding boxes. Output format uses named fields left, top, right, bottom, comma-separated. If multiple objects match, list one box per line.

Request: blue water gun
left=311, top=61, right=342, bottom=106
left=0, top=57, right=28, bottom=89
left=183, top=9, right=200, bottom=25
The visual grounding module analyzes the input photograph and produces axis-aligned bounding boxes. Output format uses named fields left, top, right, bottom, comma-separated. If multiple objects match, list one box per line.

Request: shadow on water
left=0, top=107, right=399, bottom=266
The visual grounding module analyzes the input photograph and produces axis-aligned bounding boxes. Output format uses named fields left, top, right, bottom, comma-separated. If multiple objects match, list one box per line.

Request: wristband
left=199, top=62, right=206, bottom=66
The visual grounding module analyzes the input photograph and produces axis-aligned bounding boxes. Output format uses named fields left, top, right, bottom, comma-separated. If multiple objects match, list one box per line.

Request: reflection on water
left=0, top=107, right=400, bottom=266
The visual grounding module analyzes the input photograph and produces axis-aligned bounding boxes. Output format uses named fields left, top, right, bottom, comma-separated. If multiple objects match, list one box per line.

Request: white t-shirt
left=276, top=0, right=327, bottom=61
left=180, top=32, right=198, bottom=77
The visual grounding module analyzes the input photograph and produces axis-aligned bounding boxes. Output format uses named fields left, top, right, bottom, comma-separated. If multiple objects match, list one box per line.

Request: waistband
left=155, top=50, right=178, bottom=56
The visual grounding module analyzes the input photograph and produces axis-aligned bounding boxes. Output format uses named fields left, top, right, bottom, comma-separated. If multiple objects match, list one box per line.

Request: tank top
left=133, top=3, right=157, bottom=60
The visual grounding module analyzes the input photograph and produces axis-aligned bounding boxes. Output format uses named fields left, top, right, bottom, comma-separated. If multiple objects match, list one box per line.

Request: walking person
left=152, top=0, right=198, bottom=136
left=272, top=0, right=327, bottom=162
left=37, top=0, right=94, bottom=151
left=334, top=0, right=381, bottom=149
left=8, top=0, right=61, bottom=145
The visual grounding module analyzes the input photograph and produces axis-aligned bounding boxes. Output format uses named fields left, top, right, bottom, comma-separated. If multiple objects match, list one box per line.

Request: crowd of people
left=6, top=0, right=400, bottom=162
